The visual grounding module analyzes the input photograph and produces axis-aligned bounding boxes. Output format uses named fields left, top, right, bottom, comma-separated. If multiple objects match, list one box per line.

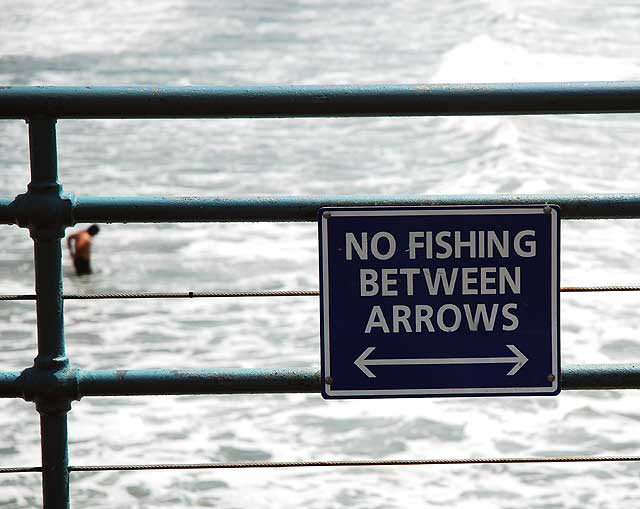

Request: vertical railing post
left=27, top=116, right=71, bottom=508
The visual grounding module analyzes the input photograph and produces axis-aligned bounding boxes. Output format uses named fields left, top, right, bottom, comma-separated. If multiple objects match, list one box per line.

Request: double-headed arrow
left=354, top=344, right=528, bottom=378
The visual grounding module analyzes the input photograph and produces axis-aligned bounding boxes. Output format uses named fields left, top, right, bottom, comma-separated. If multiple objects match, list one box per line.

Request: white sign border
left=320, top=206, right=560, bottom=398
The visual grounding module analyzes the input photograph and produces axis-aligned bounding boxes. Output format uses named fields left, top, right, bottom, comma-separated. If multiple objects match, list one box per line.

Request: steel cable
left=1, top=286, right=640, bottom=301
left=2, top=455, right=640, bottom=474
left=66, top=455, right=640, bottom=470
left=0, top=290, right=318, bottom=300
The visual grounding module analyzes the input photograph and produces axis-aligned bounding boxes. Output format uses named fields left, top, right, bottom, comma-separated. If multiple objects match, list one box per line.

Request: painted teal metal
left=23, top=117, right=71, bottom=508
left=561, top=364, right=640, bottom=390
left=4, top=193, right=640, bottom=226
left=71, top=194, right=640, bottom=222
left=0, top=83, right=640, bottom=118
left=0, top=84, right=639, bottom=507
left=0, top=372, right=21, bottom=397
left=76, top=368, right=322, bottom=395
left=2, top=365, right=640, bottom=400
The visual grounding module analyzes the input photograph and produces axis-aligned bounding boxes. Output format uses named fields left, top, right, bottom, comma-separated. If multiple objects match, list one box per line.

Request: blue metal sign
left=319, top=206, right=560, bottom=398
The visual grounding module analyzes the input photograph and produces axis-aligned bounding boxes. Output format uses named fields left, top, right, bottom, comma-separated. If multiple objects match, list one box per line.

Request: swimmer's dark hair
left=87, top=224, right=100, bottom=236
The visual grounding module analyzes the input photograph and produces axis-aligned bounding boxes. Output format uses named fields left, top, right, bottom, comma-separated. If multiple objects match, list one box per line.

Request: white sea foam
left=431, top=34, right=640, bottom=83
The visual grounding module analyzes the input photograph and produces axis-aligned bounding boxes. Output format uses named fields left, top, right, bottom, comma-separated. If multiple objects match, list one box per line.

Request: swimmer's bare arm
left=67, top=233, right=78, bottom=257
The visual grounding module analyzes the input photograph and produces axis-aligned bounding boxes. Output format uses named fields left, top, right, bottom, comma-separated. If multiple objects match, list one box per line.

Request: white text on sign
left=344, top=230, right=537, bottom=335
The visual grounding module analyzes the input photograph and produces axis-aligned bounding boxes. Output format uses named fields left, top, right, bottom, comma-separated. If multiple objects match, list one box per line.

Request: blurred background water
left=2, top=0, right=640, bottom=507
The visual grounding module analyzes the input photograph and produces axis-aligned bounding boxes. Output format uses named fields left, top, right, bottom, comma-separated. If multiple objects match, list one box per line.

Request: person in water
left=67, top=224, right=100, bottom=275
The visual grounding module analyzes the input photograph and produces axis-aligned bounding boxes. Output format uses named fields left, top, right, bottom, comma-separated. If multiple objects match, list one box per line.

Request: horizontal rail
left=1, top=83, right=640, bottom=118
left=0, top=372, right=21, bottom=396
left=76, top=368, right=321, bottom=396
left=63, top=194, right=640, bottom=222
left=1, top=364, right=639, bottom=398
left=4, top=194, right=640, bottom=225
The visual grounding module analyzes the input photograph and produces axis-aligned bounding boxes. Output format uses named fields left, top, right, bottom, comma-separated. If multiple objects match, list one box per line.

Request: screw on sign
left=319, top=206, right=560, bottom=398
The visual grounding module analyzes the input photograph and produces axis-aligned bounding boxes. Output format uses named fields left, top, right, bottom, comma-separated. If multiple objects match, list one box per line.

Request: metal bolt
left=547, top=374, right=556, bottom=382
left=325, top=376, right=334, bottom=385
left=323, top=211, right=332, bottom=218
left=544, top=205, right=551, bottom=214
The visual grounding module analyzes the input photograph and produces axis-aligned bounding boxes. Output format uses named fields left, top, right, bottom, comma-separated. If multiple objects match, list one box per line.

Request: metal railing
left=1, top=83, right=640, bottom=508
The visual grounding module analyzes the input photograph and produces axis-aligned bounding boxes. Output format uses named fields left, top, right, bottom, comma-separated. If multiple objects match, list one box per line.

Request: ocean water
left=2, top=0, right=640, bottom=507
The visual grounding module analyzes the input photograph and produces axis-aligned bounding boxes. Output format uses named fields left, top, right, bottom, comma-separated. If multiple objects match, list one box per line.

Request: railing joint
left=11, top=190, right=75, bottom=240
left=18, top=364, right=80, bottom=416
